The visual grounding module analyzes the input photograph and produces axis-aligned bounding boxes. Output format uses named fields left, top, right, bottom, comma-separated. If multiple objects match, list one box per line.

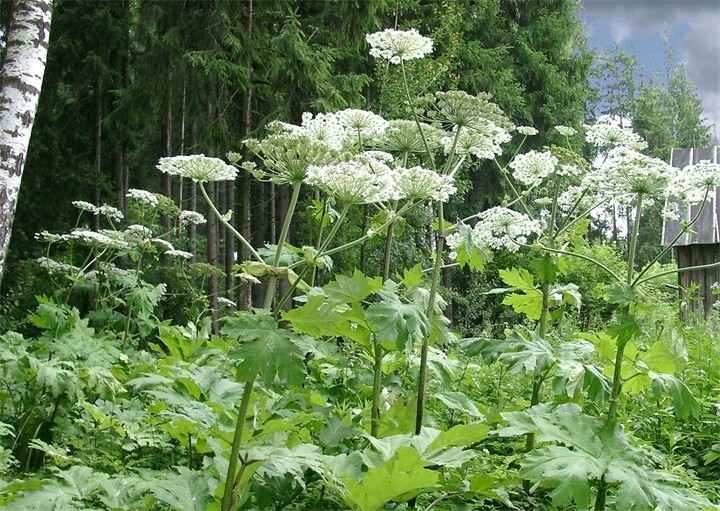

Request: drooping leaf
left=426, top=423, right=491, bottom=452
left=342, top=446, right=438, bottom=511
left=648, top=372, right=700, bottom=419
left=150, top=468, right=211, bottom=511
left=435, top=391, right=483, bottom=418
left=223, top=310, right=307, bottom=386
left=366, top=285, right=429, bottom=352
left=497, top=329, right=556, bottom=376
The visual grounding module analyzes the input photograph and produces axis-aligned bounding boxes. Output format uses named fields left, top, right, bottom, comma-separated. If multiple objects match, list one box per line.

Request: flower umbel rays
left=157, top=154, right=238, bottom=182
left=366, top=28, right=433, bottom=64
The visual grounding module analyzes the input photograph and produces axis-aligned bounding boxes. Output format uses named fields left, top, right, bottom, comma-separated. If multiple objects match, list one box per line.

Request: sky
left=576, top=0, right=720, bottom=144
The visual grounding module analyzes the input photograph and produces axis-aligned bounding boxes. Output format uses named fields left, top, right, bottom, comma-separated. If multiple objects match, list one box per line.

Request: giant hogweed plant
left=3, top=28, right=719, bottom=511
left=453, top=121, right=720, bottom=509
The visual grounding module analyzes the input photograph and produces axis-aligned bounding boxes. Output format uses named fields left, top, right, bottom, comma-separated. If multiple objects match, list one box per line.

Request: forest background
left=0, top=1, right=719, bottom=510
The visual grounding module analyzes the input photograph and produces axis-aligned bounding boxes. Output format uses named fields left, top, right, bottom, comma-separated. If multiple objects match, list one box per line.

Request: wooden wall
left=677, top=244, right=720, bottom=319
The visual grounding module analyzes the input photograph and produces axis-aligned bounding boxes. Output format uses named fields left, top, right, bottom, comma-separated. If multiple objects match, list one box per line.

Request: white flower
left=37, top=257, right=81, bottom=274
left=394, top=166, right=456, bottom=202
left=584, top=123, right=647, bottom=150
left=583, top=146, right=674, bottom=203
left=36, top=231, right=68, bottom=243
left=72, top=200, right=97, bottom=213
left=447, top=207, right=542, bottom=253
left=509, top=150, right=559, bottom=187
left=667, top=160, right=720, bottom=204
left=218, top=297, right=237, bottom=307
left=555, top=125, right=577, bottom=137
left=165, top=249, right=193, bottom=259
left=516, top=126, right=538, bottom=136
left=306, top=153, right=393, bottom=204
left=366, top=28, right=433, bottom=64
left=152, top=238, right=175, bottom=251
left=179, top=210, right=207, bottom=226
left=239, top=272, right=261, bottom=285
left=127, top=189, right=160, bottom=208
left=336, top=109, right=389, bottom=143
left=97, top=205, right=124, bottom=222
left=300, top=112, right=346, bottom=151
left=69, top=229, right=131, bottom=250
left=124, top=224, right=153, bottom=241
left=157, top=154, right=238, bottom=182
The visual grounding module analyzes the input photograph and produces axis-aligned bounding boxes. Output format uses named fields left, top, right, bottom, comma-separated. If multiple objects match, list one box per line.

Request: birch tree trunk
left=0, top=0, right=53, bottom=287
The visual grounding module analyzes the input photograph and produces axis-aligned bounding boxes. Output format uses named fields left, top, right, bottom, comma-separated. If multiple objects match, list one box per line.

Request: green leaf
left=604, top=282, right=640, bottom=306
left=402, top=264, right=423, bottom=289
left=607, top=313, right=641, bottom=344
left=426, top=423, right=491, bottom=452
left=435, top=391, right=483, bottom=418
left=323, top=270, right=382, bottom=304
left=366, top=285, right=429, bottom=352
left=223, top=310, right=307, bottom=386
left=499, top=268, right=536, bottom=292
left=343, top=446, right=438, bottom=511
left=497, top=329, right=556, bottom=376
left=503, top=291, right=543, bottom=320
left=649, top=372, right=700, bottom=419
left=452, top=224, right=492, bottom=271
left=521, top=444, right=603, bottom=507
left=151, top=468, right=211, bottom=511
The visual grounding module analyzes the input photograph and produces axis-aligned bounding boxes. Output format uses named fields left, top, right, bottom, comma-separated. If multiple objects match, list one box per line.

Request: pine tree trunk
left=0, top=0, right=53, bottom=287
left=92, top=76, right=102, bottom=231
left=189, top=118, right=198, bottom=261
left=237, top=0, right=253, bottom=310
left=207, top=180, right=219, bottom=333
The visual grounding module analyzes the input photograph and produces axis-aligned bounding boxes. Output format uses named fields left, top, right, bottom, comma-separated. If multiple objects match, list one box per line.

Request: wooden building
left=662, top=146, right=720, bottom=319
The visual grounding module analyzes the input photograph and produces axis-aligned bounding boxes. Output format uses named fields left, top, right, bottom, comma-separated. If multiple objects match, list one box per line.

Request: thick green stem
left=524, top=282, right=551, bottom=463
left=264, top=183, right=302, bottom=309
left=594, top=476, right=608, bottom=511
left=371, top=342, right=384, bottom=437
left=416, top=203, right=445, bottom=435
left=200, top=182, right=264, bottom=263
left=221, top=374, right=256, bottom=511
left=316, top=203, right=350, bottom=256
left=383, top=221, right=395, bottom=282
left=626, top=194, right=643, bottom=285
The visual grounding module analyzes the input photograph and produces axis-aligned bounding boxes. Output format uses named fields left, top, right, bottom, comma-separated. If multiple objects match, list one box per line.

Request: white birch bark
left=0, top=0, right=53, bottom=286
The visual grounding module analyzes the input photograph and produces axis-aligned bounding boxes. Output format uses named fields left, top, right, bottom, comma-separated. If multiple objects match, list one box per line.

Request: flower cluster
left=515, top=126, right=538, bottom=136
left=667, top=160, right=720, bottom=204
left=179, top=210, right=207, bottom=226
left=583, top=146, right=674, bottom=204
left=424, top=90, right=512, bottom=134
left=306, top=154, right=394, bottom=204
left=72, top=201, right=124, bottom=222
left=127, top=189, right=160, bottom=208
left=336, top=109, right=389, bottom=144
left=509, top=150, right=558, bottom=187
left=157, top=155, right=238, bottom=182
left=446, top=207, right=542, bottom=254
left=366, top=28, right=433, bottom=64
left=395, top=166, right=456, bottom=202
left=584, top=122, right=647, bottom=150
left=554, top=125, right=577, bottom=137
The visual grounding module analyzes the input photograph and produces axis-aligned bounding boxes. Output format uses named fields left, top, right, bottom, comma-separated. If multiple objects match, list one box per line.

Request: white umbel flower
left=584, top=123, right=647, bottom=150
left=127, top=189, right=160, bottom=208
left=366, top=28, right=433, bottom=64
left=157, top=154, right=238, bottom=182
left=447, top=207, right=542, bottom=253
left=554, top=125, right=577, bottom=137
left=515, top=126, right=538, bottom=136
left=336, top=109, right=389, bottom=144
left=509, top=150, right=559, bottom=187
left=583, top=146, right=674, bottom=203
left=395, top=166, right=456, bottom=202
left=668, top=160, right=720, bottom=204
left=179, top=210, right=207, bottom=226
